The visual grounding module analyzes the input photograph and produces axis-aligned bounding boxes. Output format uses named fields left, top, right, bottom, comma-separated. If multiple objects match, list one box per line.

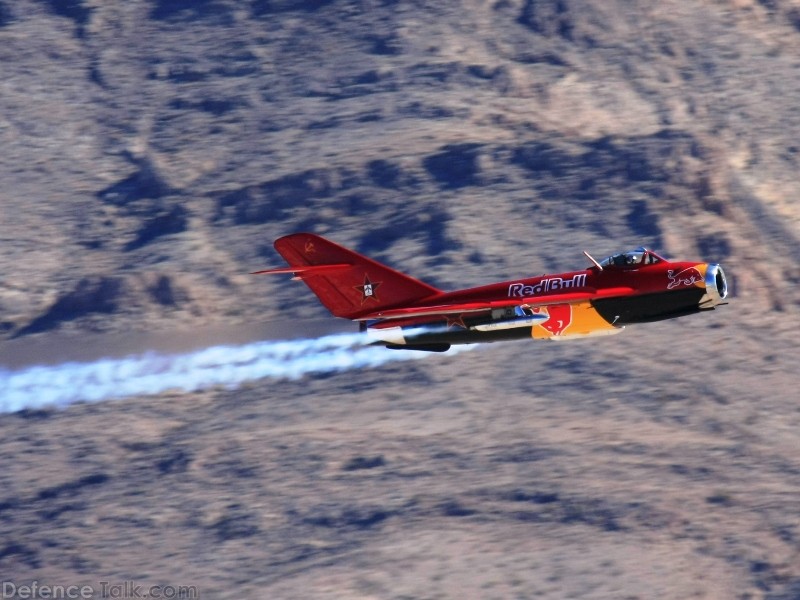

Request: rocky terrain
left=1, top=0, right=799, bottom=598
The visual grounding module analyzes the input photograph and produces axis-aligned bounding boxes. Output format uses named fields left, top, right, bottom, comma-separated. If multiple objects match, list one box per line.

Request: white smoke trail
left=0, top=332, right=470, bottom=413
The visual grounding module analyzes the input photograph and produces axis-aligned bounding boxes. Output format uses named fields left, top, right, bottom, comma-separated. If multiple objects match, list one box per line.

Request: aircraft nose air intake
left=703, top=263, right=728, bottom=306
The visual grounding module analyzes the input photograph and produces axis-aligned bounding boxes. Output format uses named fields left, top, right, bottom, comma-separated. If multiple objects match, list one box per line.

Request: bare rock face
left=1, top=1, right=800, bottom=598
left=15, top=277, right=125, bottom=337
left=0, top=0, right=796, bottom=337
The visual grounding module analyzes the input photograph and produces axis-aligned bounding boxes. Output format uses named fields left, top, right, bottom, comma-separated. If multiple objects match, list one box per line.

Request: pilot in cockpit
left=601, top=248, right=652, bottom=268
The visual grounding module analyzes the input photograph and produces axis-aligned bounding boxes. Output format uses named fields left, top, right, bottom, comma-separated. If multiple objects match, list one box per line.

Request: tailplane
left=254, top=233, right=441, bottom=319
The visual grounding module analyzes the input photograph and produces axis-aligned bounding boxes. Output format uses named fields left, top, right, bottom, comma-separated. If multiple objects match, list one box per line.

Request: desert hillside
left=1, top=1, right=799, bottom=598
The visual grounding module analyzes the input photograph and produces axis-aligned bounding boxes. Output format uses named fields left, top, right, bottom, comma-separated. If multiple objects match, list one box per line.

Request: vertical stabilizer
left=268, top=233, right=441, bottom=319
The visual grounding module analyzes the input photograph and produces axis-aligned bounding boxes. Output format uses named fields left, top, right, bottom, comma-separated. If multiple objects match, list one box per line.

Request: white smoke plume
left=0, top=332, right=469, bottom=413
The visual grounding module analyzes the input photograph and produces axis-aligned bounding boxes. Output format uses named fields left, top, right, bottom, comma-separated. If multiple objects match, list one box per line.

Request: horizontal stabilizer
left=251, top=264, right=353, bottom=278
left=357, top=302, right=504, bottom=320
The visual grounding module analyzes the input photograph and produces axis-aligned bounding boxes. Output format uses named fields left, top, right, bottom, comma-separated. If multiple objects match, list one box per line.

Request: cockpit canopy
left=599, top=247, right=663, bottom=268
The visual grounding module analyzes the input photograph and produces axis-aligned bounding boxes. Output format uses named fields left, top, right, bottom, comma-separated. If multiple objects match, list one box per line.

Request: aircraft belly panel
left=592, top=288, right=706, bottom=325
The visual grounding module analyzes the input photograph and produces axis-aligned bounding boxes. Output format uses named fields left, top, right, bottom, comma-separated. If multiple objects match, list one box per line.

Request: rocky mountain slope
left=1, top=0, right=799, bottom=598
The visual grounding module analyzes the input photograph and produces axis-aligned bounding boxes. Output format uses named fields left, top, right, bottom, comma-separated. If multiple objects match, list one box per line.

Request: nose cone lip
left=705, top=263, right=728, bottom=304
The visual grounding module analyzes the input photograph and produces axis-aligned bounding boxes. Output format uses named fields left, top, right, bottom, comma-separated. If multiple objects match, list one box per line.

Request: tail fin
left=260, top=233, right=441, bottom=319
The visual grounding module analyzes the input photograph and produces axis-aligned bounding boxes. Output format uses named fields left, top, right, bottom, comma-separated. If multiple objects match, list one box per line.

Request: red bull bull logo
left=530, top=301, right=621, bottom=339
left=667, top=266, right=703, bottom=289
left=532, top=304, right=573, bottom=336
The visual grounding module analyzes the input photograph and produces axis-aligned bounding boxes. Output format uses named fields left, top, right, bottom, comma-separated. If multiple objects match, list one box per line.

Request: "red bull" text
left=508, top=273, right=587, bottom=298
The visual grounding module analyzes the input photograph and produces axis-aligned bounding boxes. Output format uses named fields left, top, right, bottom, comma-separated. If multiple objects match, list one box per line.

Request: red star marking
left=445, top=314, right=467, bottom=329
left=354, top=274, right=382, bottom=304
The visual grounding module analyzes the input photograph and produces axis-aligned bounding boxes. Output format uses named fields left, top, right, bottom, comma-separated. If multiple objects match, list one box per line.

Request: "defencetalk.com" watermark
left=3, top=581, right=198, bottom=599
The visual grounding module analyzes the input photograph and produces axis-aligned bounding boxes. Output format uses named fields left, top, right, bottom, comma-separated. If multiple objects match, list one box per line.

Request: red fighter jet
left=254, top=233, right=728, bottom=352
